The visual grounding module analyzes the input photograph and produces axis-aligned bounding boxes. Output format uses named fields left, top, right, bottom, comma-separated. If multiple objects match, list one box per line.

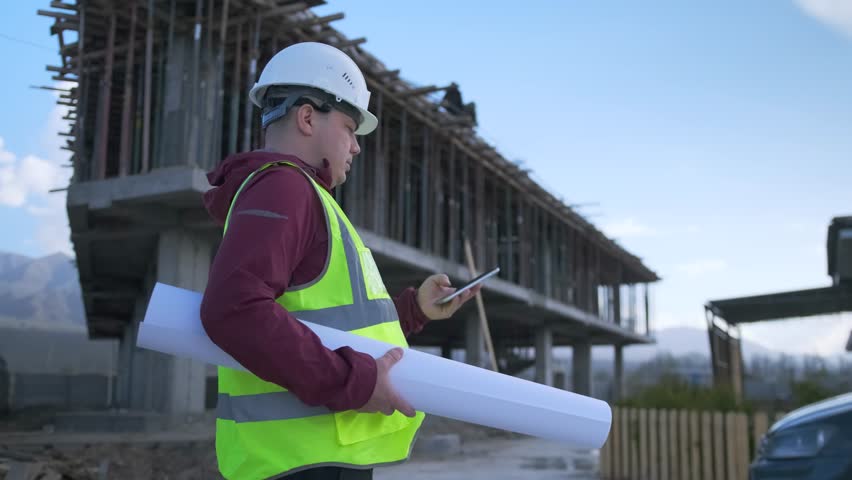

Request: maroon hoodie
left=200, top=150, right=430, bottom=411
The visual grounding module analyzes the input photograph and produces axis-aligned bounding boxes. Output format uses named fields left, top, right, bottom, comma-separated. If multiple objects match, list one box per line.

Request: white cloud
left=652, top=310, right=693, bottom=330
left=0, top=138, right=14, bottom=164
left=742, top=314, right=852, bottom=356
left=0, top=151, right=67, bottom=207
left=0, top=82, right=74, bottom=257
left=602, top=218, right=657, bottom=238
left=26, top=205, right=55, bottom=217
left=795, top=0, right=852, bottom=37
left=35, top=210, right=73, bottom=256
left=815, top=241, right=826, bottom=259
left=802, top=314, right=852, bottom=356
left=675, top=259, right=728, bottom=277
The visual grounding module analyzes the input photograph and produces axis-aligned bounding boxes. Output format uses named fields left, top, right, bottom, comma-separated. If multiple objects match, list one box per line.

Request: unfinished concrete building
left=41, top=0, right=660, bottom=415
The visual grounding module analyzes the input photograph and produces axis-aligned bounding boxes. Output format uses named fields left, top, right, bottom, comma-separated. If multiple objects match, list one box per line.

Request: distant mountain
left=0, top=252, right=117, bottom=374
left=623, top=326, right=779, bottom=364
left=554, top=327, right=782, bottom=367
left=0, top=251, right=30, bottom=274
left=0, top=251, right=85, bottom=328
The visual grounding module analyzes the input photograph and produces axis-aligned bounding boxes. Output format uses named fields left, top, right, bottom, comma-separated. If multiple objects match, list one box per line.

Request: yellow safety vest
left=215, top=161, right=425, bottom=480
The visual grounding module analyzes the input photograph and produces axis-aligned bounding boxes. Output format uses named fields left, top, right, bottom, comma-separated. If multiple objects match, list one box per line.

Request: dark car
left=751, top=392, right=852, bottom=480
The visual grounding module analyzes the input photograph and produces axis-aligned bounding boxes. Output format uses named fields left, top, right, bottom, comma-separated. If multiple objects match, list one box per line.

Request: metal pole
left=373, top=91, right=386, bottom=234
left=141, top=0, right=154, bottom=173
left=398, top=110, right=408, bottom=241
left=76, top=0, right=87, bottom=181
left=464, top=239, right=498, bottom=372
left=187, top=0, right=202, bottom=166
left=242, top=13, right=260, bottom=152
left=94, top=11, right=116, bottom=180
left=419, top=125, right=429, bottom=250
left=228, top=22, right=242, bottom=154
left=119, top=1, right=137, bottom=177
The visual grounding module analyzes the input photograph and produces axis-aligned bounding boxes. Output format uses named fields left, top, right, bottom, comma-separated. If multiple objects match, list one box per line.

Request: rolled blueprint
left=137, top=282, right=612, bottom=448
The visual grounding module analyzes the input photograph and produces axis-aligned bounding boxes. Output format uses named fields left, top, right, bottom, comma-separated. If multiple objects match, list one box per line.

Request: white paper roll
left=137, top=282, right=612, bottom=448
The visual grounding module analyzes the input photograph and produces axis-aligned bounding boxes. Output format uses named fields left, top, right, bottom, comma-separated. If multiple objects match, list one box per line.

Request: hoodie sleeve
left=393, top=287, right=431, bottom=337
left=200, top=167, right=377, bottom=412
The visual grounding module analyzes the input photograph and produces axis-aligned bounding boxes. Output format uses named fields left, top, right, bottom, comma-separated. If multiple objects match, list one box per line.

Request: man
left=200, top=42, right=479, bottom=480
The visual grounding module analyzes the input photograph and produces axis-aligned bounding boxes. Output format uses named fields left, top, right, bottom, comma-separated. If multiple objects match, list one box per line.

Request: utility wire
left=0, top=32, right=54, bottom=51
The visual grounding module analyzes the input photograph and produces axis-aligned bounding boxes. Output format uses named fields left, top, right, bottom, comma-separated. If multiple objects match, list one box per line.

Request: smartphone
left=435, top=267, right=500, bottom=305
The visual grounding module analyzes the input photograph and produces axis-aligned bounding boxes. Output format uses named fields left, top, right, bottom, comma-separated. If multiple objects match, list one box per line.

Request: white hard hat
left=249, top=42, right=378, bottom=135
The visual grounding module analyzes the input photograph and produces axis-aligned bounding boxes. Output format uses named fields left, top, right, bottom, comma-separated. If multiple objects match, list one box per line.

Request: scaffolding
left=40, top=1, right=659, bottom=349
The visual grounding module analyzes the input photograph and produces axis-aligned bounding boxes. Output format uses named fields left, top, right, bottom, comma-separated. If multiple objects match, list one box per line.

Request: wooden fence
left=600, top=407, right=785, bottom=480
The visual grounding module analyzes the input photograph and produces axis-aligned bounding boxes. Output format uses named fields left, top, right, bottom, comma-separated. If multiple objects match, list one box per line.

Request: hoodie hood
left=203, top=150, right=334, bottom=226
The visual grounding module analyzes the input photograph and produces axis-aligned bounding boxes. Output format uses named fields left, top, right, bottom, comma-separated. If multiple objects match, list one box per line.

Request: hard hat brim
left=355, top=109, right=378, bottom=136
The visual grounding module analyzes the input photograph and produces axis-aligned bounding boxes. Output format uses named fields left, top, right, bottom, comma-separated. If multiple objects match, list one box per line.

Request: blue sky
left=1, top=1, right=850, bottom=355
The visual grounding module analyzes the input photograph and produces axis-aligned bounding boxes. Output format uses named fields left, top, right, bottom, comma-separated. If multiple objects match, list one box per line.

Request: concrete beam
left=67, top=166, right=210, bottom=210
left=72, top=225, right=162, bottom=241
left=360, top=227, right=652, bottom=345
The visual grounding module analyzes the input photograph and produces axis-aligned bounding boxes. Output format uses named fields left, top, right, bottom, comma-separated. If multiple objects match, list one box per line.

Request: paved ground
left=377, top=437, right=600, bottom=480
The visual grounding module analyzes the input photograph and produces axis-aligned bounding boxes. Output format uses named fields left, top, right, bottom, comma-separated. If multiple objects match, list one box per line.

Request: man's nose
left=351, top=138, right=361, bottom=155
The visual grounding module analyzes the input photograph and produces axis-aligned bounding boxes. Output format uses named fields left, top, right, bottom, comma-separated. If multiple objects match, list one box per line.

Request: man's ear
left=295, top=103, right=314, bottom=136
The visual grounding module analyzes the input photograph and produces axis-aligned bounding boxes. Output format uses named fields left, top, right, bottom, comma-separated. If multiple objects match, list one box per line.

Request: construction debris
left=0, top=442, right=218, bottom=480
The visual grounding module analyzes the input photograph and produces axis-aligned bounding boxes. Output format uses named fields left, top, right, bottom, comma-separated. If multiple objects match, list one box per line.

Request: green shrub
left=790, top=379, right=838, bottom=408
left=617, top=374, right=750, bottom=412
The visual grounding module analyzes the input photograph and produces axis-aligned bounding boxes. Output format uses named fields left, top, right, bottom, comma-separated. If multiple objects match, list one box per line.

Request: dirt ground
left=0, top=413, right=595, bottom=480
left=1, top=441, right=218, bottom=479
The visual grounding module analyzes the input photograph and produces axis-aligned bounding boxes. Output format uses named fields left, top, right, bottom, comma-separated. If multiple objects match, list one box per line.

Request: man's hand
left=358, top=348, right=416, bottom=417
left=416, top=273, right=480, bottom=321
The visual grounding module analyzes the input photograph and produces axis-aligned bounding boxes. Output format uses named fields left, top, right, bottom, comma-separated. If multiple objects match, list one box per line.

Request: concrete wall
left=0, top=359, right=8, bottom=414
left=4, top=373, right=112, bottom=411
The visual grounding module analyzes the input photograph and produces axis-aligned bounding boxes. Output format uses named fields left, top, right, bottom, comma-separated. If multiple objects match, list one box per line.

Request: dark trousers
left=284, top=467, right=373, bottom=480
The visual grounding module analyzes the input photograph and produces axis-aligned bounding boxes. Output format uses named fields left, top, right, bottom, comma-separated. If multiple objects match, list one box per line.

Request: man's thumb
left=435, top=274, right=451, bottom=287
left=379, top=347, right=404, bottom=368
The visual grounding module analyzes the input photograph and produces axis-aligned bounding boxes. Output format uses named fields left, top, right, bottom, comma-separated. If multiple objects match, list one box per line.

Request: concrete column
left=441, top=344, right=453, bottom=360
left=553, top=371, right=566, bottom=390
left=644, top=284, right=651, bottom=335
left=614, top=344, right=624, bottom=402
left=613, top=284, right=621, bottom=326
left=123, top=292, right=166, bottom=411
left=157, top=34, right=223, bottom=168
left=155, top=229, right=212, bottom=414
left=465, top=314, right=482, bottom=367
left=115, top=320, right=138, bottom=409
left=572, top=342, right=592, bottom=396
left=535, top=327, right=553, bottom=386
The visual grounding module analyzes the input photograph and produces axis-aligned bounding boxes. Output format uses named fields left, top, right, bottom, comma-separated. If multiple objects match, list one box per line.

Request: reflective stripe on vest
left=288, top=212, right=397, bottom=331
left=217, top=391, right=330, bottom=423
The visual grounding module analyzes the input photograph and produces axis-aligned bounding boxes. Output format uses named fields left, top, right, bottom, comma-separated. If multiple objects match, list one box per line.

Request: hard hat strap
left=261, top=94, right=303, bottom=128
left=261, top=87, right=362, bottom=129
